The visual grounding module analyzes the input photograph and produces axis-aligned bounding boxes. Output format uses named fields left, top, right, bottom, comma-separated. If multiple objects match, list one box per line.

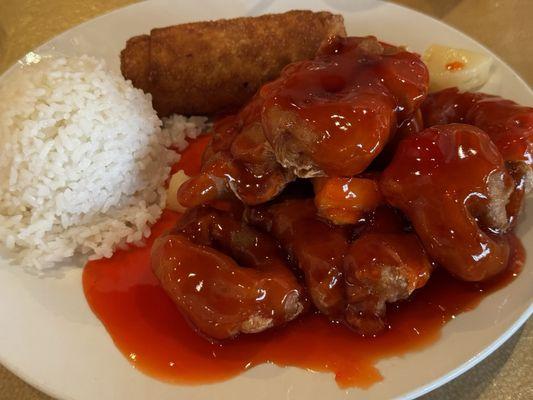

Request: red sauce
left=313, top=176, right=383, bottom=225
left=445, top=61, right=465, bottom=71
left=259, top=36, right=429, bottom=176
left=421, top=87, right=533, bottom=165
left=177, top=97, right=292, bottom=207
left=380, top=124, right=514, bottom=282
left=82, top=137, right=525, bottom=389
left=170, top=135, right=211, bottom=176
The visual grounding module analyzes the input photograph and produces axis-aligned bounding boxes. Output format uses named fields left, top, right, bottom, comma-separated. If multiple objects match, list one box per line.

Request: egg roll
left=120, top=10, right=346, bottom=116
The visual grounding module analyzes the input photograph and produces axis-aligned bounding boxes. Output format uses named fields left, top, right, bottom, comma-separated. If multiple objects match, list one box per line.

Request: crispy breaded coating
left=120, top=10, right=346, bottom=116
left=120, top=34, right=150, bottom=93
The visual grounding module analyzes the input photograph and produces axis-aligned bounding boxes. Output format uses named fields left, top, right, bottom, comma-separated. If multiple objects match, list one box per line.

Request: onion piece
left=422, top=44, right=493, bottom=92
left=166, top=170, right=190, bottom=212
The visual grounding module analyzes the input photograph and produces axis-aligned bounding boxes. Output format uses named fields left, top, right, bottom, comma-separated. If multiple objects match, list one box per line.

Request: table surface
left=0, top=0, right=531, bottom=399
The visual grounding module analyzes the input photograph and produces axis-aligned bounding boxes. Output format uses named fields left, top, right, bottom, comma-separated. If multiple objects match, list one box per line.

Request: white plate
left=0, top=1, right=531, bottom=399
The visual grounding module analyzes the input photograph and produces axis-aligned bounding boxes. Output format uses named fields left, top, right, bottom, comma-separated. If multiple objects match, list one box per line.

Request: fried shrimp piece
left=345, top=233, right=431, bottom=335
left=246, top=199, right=348, bottom=317
left=151, top=207, right=307, bottom=340
left=343, top=207, right=432, bottom=336
left=422, top=88, right=533, bottom=224
left=248, top=200, right=431, bottom=336
left=177, top=96, right=294, bottom=207
left=313, top=176, right=383, bottom=225
left=380, top=124, right=515, bottom=282
left=260, top=36, right=429, bottom=177
left=121, top=10, right=346, bottom=116
left=422, top=88, right=533, bottom=166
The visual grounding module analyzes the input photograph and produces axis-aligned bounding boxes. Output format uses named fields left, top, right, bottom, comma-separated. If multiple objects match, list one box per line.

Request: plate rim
left=397, top=305, right=532, bottom=400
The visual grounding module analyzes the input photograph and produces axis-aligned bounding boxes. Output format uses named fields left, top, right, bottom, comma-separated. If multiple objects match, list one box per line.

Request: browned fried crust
left=120, top=10, right=346, bottom=116
left=121, top=34, right=150, bottom=92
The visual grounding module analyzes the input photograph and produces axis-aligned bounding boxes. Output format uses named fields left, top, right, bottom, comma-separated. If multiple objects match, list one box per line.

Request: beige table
left=0, top=0, right=531, bottom=399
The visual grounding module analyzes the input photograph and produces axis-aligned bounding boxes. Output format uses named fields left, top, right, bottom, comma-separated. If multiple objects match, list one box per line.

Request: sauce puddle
left=82, top=136, right=524, bottom=388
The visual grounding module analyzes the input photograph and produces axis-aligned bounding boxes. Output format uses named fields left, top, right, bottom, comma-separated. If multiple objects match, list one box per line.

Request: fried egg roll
left=120, top=10, right=345, bottom=116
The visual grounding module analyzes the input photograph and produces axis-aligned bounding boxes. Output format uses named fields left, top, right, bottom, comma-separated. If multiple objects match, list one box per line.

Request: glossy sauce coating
left=371, top=110, right=424, bottom=170
left=381, top=124, right=514, bottom=281
left=421, top=87, right=533, bottom=165
left=83, top=210, right=524, bottom=388
left=246, top=198, right=348, bottom=317
left=151, top=207, right=307, bottom=339
left=422, top=88, right=533, bottom=228
left=83, top=138, right=525, bottom=388
left=313, top=176, right=383, bottom=225
left=343, top=207, right=432, bottom=335
left=178, top=96, right=293, bottom=207
left=247, top=200, right=432, bottom=336
left=260, top=36, right=429, bottom=176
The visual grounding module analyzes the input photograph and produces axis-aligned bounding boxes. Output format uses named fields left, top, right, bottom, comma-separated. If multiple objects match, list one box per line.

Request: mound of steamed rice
left=0, top=55, right=207, bottom=270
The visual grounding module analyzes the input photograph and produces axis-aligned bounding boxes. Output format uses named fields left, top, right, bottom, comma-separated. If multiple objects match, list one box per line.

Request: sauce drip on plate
left=82, top=137, right=524, bottom=388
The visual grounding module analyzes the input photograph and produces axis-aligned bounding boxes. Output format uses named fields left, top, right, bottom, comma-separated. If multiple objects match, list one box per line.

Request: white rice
left=162, top=114, right=209, bottom=151
left=0, top=55, right=207, bottom=271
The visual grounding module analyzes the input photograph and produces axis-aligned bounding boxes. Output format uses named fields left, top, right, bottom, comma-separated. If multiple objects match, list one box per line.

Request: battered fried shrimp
left=343, top=207, right=432, bottom=336
left=247, top=200, right=432, bottom=336
left=177, top=96, right=294, bottom=207
left=345, top=234, right=431, bottom=335
left=246, top=199, right=348, bottom=317
left=422, top=88, right=533, bottom=165
left=260, top=36, right=429, bottom=177
left=380, top=124, right=514, bottom=281
left=422, top=88, right=533, bottom=225
left=313, top=176, right=383, bottom=225
left=121, top=10, right=346, bottom=116
left=151, top=207, right=307, bottom=340
left=175, top=151, right=236, bottom=207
